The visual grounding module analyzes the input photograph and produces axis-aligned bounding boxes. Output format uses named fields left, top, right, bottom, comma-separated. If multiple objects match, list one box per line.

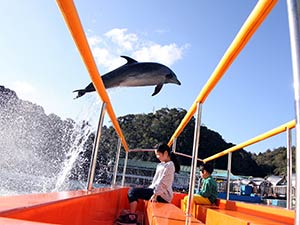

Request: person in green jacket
left=183, top=163, right=218, bottom=211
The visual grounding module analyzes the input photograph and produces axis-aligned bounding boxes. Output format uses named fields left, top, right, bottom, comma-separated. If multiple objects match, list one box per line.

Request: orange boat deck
left=0, top=187, right=295, bottom=225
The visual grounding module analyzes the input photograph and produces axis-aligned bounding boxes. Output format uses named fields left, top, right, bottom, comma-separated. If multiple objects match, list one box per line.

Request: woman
left=117, top=143, right=180, bottom=224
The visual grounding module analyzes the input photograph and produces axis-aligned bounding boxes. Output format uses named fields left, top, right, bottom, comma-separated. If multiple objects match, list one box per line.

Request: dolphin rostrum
left=73, top=56, right=181, bottom=98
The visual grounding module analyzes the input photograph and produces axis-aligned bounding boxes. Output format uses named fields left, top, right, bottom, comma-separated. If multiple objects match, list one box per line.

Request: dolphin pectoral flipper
left=152, top=83, right=163, bottom=96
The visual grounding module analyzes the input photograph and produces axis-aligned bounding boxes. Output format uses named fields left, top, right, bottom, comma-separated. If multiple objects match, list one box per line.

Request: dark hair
left=156, top=143, right=180, bottom=173
left=200, top=163, right=214, bottom=174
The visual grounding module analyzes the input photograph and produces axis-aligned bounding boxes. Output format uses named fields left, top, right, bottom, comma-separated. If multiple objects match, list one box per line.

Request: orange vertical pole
left=56, top=0, right=128, bottom=151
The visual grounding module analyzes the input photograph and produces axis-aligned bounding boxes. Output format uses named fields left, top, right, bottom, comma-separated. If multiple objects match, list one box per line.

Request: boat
left=0, top=0, right=299, bottom=224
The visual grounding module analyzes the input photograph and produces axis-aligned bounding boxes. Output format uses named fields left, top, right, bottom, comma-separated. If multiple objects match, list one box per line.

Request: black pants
left=127, top=187, right=168, bottom=203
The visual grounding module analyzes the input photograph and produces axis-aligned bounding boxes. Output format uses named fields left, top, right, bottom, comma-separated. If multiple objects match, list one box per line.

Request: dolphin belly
left=116, top=75, right=164, bottom=87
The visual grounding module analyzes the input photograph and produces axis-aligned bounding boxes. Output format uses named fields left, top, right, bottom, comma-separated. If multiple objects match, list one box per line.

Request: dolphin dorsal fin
left=121, top=56, right=138, bottom=64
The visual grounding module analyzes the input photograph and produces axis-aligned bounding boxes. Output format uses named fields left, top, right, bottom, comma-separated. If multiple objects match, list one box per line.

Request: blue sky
left=0, top=1, right=296, bottom=154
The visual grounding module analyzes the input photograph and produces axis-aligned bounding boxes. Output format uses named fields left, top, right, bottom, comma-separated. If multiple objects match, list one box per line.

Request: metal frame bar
left=172, top=138, right=177, bottom=152
left=286, top=0, right=300, bottom=223
left=112, top=138, right=122, bottom=187
left=121, top=151, right=129, bottom=186
left=286, top=128, right=293, bottom=209
left=87, top=102, right=107, bottom=191
left=186, top=102, right=202, bottom=216
left=226, top=152, right=232, bottom=200
left=128, top=149, right=156, bottom=152
left=174, top=152, right=203, bottom=162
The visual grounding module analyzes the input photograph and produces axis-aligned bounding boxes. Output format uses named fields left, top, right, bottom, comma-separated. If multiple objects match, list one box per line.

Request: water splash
left=0, top=88, right=107, bottom=195
left=54, top=124, right=92, bottom=191
left=53, top=95, right=103, bottom=191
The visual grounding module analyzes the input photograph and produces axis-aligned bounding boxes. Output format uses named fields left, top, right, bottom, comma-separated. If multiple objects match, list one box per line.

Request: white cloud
left=87, top=28, right=189, bottom=70
left=90, top=47, right=124, bottom=71
left=133, top=43, right=189, bottom=66
left=105, top=28, right=138, bottom=51
left=87, top=35, right=102, bottom=46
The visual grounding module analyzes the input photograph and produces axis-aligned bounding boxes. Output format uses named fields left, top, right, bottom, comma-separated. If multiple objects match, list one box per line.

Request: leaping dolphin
left=73, top=56, right=181, bottom=99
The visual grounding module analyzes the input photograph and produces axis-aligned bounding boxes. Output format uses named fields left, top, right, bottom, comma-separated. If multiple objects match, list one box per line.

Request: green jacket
left=196, top=175, right=218, bottom=203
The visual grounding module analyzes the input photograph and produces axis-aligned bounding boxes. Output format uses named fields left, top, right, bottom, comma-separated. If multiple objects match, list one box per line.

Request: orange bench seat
left=206, top=208, right=291, bottom=225
left=190, top=199, right=294, bottom=225
left=145, top=201, right=203, bottom=225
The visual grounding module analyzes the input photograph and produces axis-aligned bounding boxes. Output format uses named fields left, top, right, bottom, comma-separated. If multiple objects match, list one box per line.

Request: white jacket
left=149, top=161, right=175, bottom=202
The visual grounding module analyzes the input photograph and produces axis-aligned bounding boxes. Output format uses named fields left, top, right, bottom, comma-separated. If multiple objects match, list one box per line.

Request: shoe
left=115, top=213, right=137, bottom=225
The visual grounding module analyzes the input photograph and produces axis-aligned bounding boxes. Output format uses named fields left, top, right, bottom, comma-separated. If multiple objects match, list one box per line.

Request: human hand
left=150, top=194, right=157, bottom=202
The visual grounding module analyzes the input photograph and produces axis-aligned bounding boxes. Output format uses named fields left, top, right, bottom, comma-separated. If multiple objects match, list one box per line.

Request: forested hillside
left=252, top=147, right=296, bottom=176
left=1, top=85, right=293, bottom=187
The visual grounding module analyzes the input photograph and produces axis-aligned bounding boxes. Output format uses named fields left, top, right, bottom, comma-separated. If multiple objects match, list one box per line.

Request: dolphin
left=73, top=56, right=181, bottom=98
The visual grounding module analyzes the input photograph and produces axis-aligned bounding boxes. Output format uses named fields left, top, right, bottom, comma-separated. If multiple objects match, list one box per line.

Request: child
left=116, top=143, right=180, bottom=225
left=183, top=163, right=218, bottom=212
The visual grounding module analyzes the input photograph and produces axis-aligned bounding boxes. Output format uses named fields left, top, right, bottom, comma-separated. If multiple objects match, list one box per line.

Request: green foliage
left=1, top=85, right=292, bottom=183
left=82, top=107, right=267, bottom=178
left=252, top=146, right=296, bottom=176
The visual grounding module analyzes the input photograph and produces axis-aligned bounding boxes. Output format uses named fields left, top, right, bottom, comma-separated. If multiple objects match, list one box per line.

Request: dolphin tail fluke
left=73, top=89, right=87, bottom=99
left=152, top=83, right=163, bottom=96
left=73, top=83, right=96, bottom=99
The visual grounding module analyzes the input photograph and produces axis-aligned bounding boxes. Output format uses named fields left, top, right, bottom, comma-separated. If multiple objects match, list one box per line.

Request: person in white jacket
left=117, top=143, right=180, bottom=224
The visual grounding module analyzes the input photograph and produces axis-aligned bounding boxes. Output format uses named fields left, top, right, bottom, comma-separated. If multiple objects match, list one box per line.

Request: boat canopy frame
left=56, top=0, right=300, bottom=223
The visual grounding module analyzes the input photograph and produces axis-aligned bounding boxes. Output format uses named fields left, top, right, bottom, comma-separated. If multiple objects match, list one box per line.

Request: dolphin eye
left=166, top=73, right=173, bottom=79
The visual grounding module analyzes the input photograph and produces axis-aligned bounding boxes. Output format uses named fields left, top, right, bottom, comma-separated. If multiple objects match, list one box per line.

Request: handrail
left=286, top=0, right=300, bottom=222
left=174, top=152, right=203, bottom=162
left=128, top=149, right=156, bottom=152
left=168, top=0, right=278, bottom=147
left=203, top=119, right=296, bottom=163
left=56, top=0, right=129, bottom=151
